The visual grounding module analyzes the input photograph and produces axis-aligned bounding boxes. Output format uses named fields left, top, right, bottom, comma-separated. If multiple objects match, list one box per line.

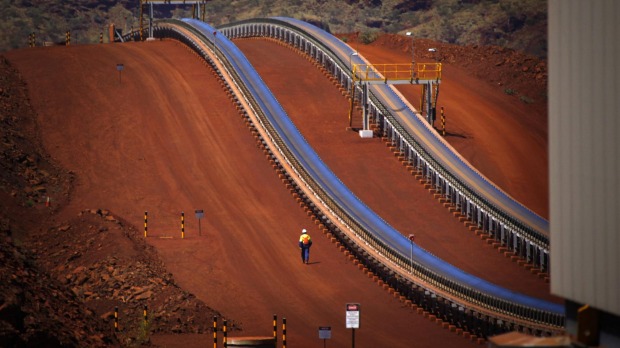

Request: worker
left=299, top=229, right=312, bottom=264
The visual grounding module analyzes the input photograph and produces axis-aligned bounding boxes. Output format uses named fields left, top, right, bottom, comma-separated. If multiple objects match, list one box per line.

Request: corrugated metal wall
left=549, top=0, right=620, bottom=317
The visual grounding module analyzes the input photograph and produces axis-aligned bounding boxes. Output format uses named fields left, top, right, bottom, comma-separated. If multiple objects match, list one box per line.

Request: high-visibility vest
left=300, top=234, right=311, bottom=245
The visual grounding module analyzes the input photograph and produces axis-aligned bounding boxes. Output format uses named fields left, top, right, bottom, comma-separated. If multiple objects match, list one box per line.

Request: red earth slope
left=6, top=41, right=477, bottom=347
left=235, top=38, right=555, bottom=300
left=5, top=34, right=551, bottom=347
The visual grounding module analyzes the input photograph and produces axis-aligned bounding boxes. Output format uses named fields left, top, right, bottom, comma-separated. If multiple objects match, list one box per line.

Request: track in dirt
left=5, top=36, right=552, bottom=347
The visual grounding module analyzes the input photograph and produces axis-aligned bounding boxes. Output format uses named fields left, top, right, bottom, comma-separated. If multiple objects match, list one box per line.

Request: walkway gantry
left=139, top=1, right=210, bottom=41
left=349, top=62, right=441, bottom=131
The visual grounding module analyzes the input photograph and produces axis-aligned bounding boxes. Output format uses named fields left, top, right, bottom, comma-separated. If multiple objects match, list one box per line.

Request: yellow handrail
left=352, top=63, right=442, bottom=83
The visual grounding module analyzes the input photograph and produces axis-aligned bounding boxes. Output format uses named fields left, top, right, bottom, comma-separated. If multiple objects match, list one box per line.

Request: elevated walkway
left=350, top=62, right=441, bottom=130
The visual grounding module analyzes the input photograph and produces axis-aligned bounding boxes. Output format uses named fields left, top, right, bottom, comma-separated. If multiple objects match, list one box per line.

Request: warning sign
left=345, top=303, right=360, bottom=329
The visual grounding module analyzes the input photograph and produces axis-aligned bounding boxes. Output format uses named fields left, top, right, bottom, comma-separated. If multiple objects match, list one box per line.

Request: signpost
left=116, top=63, right=124, bottom=84
left=195, top=209, right=204, bottom=236
left=346, top=303, right=360, bottom=348
left=318, top=326, right=331, bottom=348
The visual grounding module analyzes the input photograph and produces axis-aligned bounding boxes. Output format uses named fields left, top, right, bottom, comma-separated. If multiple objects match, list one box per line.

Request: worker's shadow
left=307, top=261, right=321, bottom=265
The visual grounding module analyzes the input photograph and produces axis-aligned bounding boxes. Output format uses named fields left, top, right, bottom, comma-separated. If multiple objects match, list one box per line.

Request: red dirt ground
left=234, top=38, right=554, bottom=298
left=4, top=32, right=551, bottom=348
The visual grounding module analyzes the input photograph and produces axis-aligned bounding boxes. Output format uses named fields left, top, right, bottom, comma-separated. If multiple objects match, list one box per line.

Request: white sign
left=345, top=303, right=360, bottom=329
left=318, top=326, right=331, bottom=339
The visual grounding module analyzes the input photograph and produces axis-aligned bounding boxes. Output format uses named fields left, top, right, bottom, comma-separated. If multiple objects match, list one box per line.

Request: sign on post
left=116, top=63, right=124, bottom=84
left=319, top=326, right=331, bottom=348
left=195, top=209, right=204, bottom=236
left=345, top=303, right=360, bottom=329
left=319, top=326, right=331, bottom=339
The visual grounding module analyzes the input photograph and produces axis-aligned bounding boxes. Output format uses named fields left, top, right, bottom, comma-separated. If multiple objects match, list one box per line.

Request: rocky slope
left=0, top=56, right=234, bottom=347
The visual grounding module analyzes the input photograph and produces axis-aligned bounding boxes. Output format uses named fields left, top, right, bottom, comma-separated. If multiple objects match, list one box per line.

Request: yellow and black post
left=223, top=319, right=228, bottom=347
left=213, top=316, right=217, bottom=348
left=273, top=314, right=277, bottom=344
left=114, top=306, right=119, bottom=332
left=143, top=304, right=148, bottom=324
left=282, top=317, right=287, bottom=348
left=181, top=211, right=185, bottom=239
left=441, top=107, right=446, bottom=136
left=65, top=31, right=70, bottom=46
left=144, top=211, right=148, bottom=238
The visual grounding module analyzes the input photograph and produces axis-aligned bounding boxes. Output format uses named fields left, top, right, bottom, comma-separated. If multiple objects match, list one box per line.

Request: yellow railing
left=352, top=63, right=442, bottom=83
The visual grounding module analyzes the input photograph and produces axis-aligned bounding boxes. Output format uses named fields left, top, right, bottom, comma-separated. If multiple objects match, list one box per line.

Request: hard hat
left=301, top=229, right=307, bottom=234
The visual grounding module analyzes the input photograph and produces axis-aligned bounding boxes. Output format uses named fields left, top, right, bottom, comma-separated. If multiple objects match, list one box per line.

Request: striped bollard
left=441, top=107, right=446, bottom=136
left=273, top=314, right=277, bottom=343
left=114, top=306, right=119, bottom=332
left=223, top=319, right=227, bottom=347
left=143, top=304, right=148, bottom=324
left=181, top=211, right=185, bottom=239
left=144, top=211, right=148, bottom=238
left=282, top=317, right=287, bottom=348
left=213, top=316, right=217, bottom=348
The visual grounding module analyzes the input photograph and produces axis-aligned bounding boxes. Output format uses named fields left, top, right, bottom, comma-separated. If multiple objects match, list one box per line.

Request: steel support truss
left=350, top=63, right=441, bottom=130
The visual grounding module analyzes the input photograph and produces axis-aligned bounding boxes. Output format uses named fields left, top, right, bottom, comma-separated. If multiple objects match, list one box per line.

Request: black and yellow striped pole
left=223, top=319, right=228, bottom=347
left=181, top=211, right=185, bottom=239
left=144, top=211, right=148, bottom=238
left=213, top=316, right=217, bottom=348
left=143, top=304, right=148, bottom=324
left=273, top=314, right=277, bottom=344
left=65, top=31, right=70, bottom=46
left=441, top=107, right=446, bottom=136
left=114, top=306, right=119, bottom=332
left=282, top=317, right=287, bottom=348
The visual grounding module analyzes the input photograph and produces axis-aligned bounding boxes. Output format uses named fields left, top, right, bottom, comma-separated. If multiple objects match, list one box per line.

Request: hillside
left=0, top=22, right=549, bottom=348
left=0, top=55, right=228, bottom=347
left=1, top=0, right=547, bottom=57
